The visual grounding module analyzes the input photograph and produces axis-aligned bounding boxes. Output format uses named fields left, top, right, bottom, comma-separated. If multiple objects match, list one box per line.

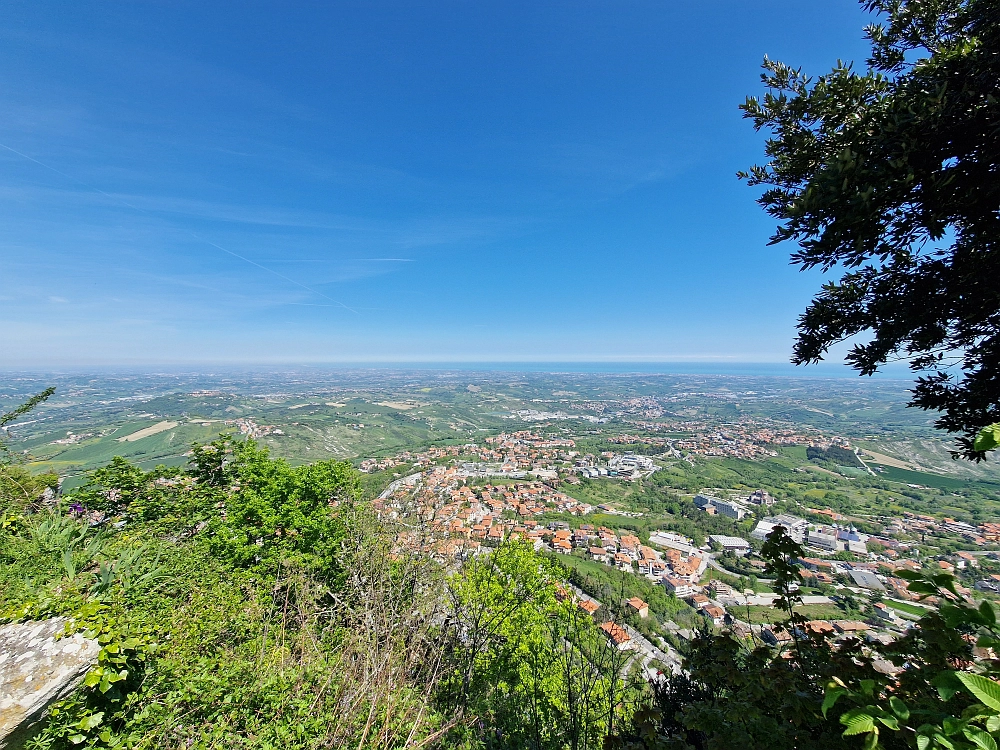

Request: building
left=848, top=570, right=886, bottom=591
left=600, top=621, right=632, bottom=650
left=701, top=606, right=726, bottom=627
left=695, top=494, right=746, bottom=520
left=578, top=599, right=601, bottom=616
left=837, top=528, right=868, bottom=554
left=872, top=602, right=901, bottom=623
left=687, top=593, right=711, bottom=609
left=648, top=531, right=697, bottom=555
left=614, top=552, right=634, bottom=571
left=801, top=620, right=836, bottom=637
left=747, top=489, right=775, bottom=506
left=752, top=514, right=808, bottom=544
left=661, top=577, right=696, bottom=598
left=762, top=627, right=793, bottom=647
left=833, top=621, right=871, bottom=635
left=807, top=530, right=839, bottom=552
left=708, top=535, right=751, bottom=556
left=588, top=547, right=610, bottom=564
left=626, top=597, right=649, bottom=618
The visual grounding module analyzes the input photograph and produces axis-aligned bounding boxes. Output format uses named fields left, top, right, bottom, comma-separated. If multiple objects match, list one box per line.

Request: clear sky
left=0, top=1, right=876, bottom=366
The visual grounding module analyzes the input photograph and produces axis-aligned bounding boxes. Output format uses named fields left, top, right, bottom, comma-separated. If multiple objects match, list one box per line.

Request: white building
left=695, top=494, right=746, bottom=520
left=709, top=535, right=751, bottom=556
left=752, top=514, right=808, bottom=544
left=661, top=576, right=697, bottom=598
left=807, top=530, right=839, bottom=552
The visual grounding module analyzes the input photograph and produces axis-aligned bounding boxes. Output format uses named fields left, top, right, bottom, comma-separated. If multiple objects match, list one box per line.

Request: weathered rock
left=0, top=618, right=100, bottom=749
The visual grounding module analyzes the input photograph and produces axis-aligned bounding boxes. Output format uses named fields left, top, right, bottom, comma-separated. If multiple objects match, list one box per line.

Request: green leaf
left=864, top=730, right=880, bottom=750
left=980, top=601, right=996, bottom=626
left=68, top=734, right=86, bottom=745
left=843, top=708, right=877, bottom=736
left=823, top=685, right=848, bottom=718
left=964, top=727, right=998, bottom=750
left=974, top=424, right=1000, bottom=453
left=76, top=711, right=104, bottom=731
left=943, top=717, right=966, bottom=736
left=934, top=671, right=965, bottom=702
left=83, top=669, right=102, bottom=688
left=890, top=696, right=910, bottom=721
left=917, top=734, right=931, bottom=750
left=957, top=674, right=1000, bottom=711
left=878, top=714, right=900, bottom=731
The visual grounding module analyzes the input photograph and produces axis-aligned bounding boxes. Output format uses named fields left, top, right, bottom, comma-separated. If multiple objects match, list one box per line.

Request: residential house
left=833, top=621, right=871, bottom=635
left=762, top=627, right=794, bottom=647
left=551, top=539, right=572, bottom=554
left=588, top=547, right=610, bottom=564
left=872, top=602, right=901, bottom=623
left=600, top=621, right=632, bottom=650
left=687, top=593, right=711, bottom=610
left=662, top=577, right=696, bottom=598
left=701, top=605, right=726, bottom=626
left=626, top=597, right=649, bottom=618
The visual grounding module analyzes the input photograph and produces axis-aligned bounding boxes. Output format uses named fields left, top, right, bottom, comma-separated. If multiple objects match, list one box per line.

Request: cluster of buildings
left=358, top=445, right=465, bottom=473
left=572, top=452, right=658, bottom=481
left=50, top=431, right=94, bottom=445
left=373, top=467, right=599, bottom=557
left=883, top=512, right=998, bottom=547
left=360, top=432, right=579, bottom=477
left=693, top=489, right=776, bottom=521
left=751, top=513, right=870, bottom=554
left=359, top=430, right=661, bottom=486
left=610, top=417, right=843, bottom=462
left=225, top=418, right=283, bottom=438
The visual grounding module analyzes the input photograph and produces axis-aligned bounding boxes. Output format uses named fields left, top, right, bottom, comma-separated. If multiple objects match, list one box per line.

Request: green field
left=871, top=464, right=982, bottom=491
left=742, top=603, right=848, bottom=625
left=885, top=599, right=932, bottom=617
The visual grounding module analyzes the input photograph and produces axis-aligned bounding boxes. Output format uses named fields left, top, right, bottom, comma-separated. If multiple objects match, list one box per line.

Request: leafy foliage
left=740, top=0, right=1000, bottom=459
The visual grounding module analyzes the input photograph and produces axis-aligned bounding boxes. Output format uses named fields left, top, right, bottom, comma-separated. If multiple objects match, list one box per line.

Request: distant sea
left=1, top=361, right=915, bottom=379
left=293, top=361, right=915, bottom=379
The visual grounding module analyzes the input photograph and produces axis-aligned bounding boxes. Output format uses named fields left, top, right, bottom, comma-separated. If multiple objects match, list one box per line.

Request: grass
left=885, top=599, right=932, bottom=617
left=871, top=465, right=974, bottom=491
left=741, top=603, right=848, bottom=625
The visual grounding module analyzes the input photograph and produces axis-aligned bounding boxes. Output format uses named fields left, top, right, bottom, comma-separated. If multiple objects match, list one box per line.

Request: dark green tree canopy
left=740, top=0, right=1000, bottom=459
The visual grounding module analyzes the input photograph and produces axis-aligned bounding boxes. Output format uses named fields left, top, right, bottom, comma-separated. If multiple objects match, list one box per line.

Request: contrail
left=0, top=141, right=359, bottom=314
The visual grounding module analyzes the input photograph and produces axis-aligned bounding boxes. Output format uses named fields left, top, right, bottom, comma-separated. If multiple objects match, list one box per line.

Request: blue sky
left=0, top=1, right=876, bottom=366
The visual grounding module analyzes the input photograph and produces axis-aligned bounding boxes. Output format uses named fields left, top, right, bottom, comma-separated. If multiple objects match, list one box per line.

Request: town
left=367, top=437, right=1000, bottom=671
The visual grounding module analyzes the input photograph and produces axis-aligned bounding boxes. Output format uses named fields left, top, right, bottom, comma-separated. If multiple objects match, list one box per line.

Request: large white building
left=807, top=530, right=838, bottom=552
left=709, top=535, right=751, bottom=556
left=751, top=514, right=808, bottom=544
left=695, top=494, right=746, bottom=520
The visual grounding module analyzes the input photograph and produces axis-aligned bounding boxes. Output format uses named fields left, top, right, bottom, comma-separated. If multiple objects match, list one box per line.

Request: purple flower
left=68, top=501, right=85, bottom=515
